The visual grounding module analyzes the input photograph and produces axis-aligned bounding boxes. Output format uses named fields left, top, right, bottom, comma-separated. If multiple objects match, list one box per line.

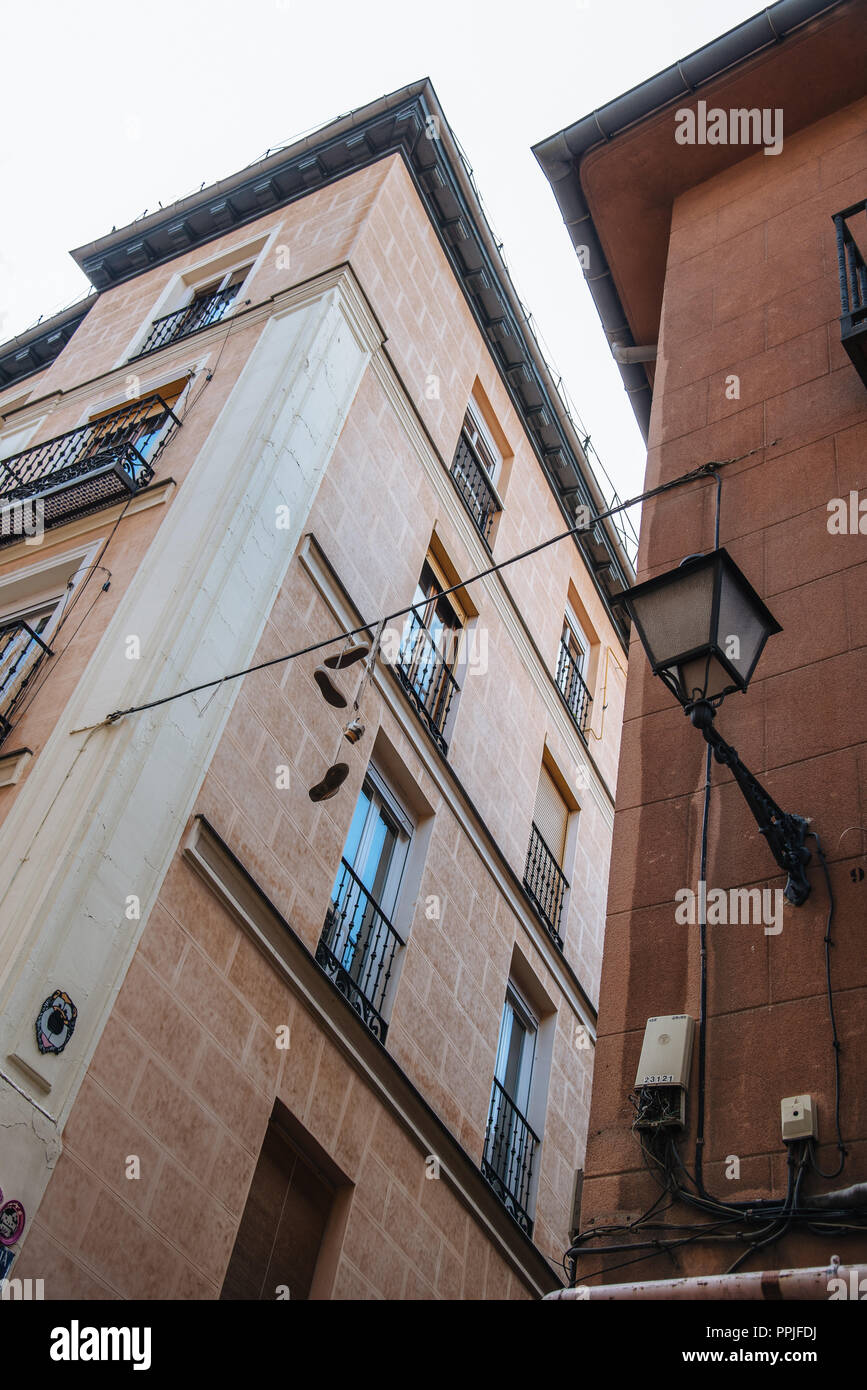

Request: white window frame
left=342, top=766, right=414, bottom=923
left=463, top=397, right=502, bottom=487
left=0, top=542, right=99, bottom=632
left=494, top=984, right=538, bottom=1115
left=563, top=603, right=591, bottom=681
left=0, top=415, right=46, bottom=464
left=118, top=225, right=279, bottom=367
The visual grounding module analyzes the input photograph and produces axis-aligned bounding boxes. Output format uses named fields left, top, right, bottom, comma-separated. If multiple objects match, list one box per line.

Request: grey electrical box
left=635, top=1015, right=695, bottom=1089
left=781, top=1094, right=817, bottom=1141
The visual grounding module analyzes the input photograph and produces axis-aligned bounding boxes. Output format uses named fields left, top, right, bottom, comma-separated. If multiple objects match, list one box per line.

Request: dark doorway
left=220, top=1117, right=335, bottom=1301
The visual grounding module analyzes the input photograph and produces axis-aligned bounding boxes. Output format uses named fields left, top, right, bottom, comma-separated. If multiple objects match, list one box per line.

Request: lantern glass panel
left=717, top=565, right=771, bottom=685
left=677, top=653, right=735, bottom=704
left=629, top=563, right=715, bottom=671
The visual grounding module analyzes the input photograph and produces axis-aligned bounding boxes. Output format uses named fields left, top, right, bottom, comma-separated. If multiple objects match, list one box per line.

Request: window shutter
left=533, top=765, right=568, bottom=864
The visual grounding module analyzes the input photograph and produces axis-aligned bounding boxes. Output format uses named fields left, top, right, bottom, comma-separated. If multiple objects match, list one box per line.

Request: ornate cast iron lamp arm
left=689, top=701, right=812, bottom=907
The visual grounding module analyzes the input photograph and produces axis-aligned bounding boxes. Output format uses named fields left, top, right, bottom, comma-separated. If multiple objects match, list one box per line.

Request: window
left=0, top=387, right=182, bottom=534
left=316, top=768, right=413, bottom=1042
left=0, top=594, right=65, bottom=744
left=524, top=764, right=570, bottom=947
left=556, top=605, right=593, bottom=736
left=0, top=419, right=42, bottom=464
left=393, top=558, right=463, bottom=753
left=463, top=400, right=501, bottom=484
left=134, top=264, right=252, bottom=359
left=482, top=986, right=540, bottom=1234
left=449, top=399, right=503, bottom=543
left=84, top=380, right=185, bottom=480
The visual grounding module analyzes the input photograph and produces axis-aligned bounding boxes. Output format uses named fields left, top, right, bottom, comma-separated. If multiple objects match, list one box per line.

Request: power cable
left=99, top=446, right=772, bottom=728
left=806, top=831, right=845, bottom=1179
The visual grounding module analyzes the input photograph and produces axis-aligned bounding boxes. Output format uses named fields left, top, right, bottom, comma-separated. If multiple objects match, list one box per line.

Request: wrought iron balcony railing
left=555, top=639, right=593, bottom=736
left=523, top=821, right=568, bottom=948
left=392, top=610, right=459, bottom=754
left=132, top=286, right=240, bottom=359
left=481, top=1078, right=539, bottom=1236
left=316, top=858, right=404, bottom=1043
left=0, top=394, right=180, bottom=533
left=0, top=620, right=52, bottom=745
left=833, top=199, right=867, bottom=388
left=449, top=431, right=501, bottom=544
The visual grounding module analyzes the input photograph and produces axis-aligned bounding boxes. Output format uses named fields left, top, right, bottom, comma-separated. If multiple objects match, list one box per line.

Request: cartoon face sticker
left=35, top=991, right=77, bottom=1055
left=0, top=1199, right=25, bottom=1246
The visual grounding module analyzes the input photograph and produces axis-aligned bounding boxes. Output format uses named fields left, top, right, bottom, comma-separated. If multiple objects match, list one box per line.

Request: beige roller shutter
left=533, top=765, right=568, bottom=864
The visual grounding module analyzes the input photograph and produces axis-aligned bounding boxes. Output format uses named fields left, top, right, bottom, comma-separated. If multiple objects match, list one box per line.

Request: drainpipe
left=611, top=344, right=657, bottom=365
left=544, top=1260, right=867, bottom=1300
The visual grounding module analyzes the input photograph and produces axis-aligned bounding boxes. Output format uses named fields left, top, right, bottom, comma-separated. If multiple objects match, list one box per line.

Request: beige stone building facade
left=0, top=81, right=632, bottom=1299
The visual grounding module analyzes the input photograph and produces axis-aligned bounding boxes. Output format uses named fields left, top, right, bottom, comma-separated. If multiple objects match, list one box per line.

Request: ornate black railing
left=555, top=638, right=593, bottom=736
left=316, top=858, right=404, bottom=1044
left=0, top=394, right=180, bottom=531
left=481, top=1078, right=539, bottom=1236
left=449, top=431, right=501, bottom=543
left=523, top=822, right=568, bottom=948
left=132, top=285, right=240, bottom=358
left=392, top=610, right=459, bottom=754
left=0, top=620, right=52, bottom=745
left=833, top=199, right=867, bottom=388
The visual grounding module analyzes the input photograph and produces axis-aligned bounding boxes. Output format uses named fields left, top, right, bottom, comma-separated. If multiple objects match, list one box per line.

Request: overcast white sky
left=0, top=0, right=763, bottom=506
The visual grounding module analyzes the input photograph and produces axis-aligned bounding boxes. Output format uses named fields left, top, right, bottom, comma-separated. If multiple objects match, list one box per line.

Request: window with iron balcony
left=0, top=389, right=182, bottom=538
left=391, top=558, right=463, bottom=755
left=132, top=265, right=251, bottom=360
left=316, top=770, right=412, bottom=1043
left=482, top=986, right=540, bottom=1236
left=523, top=764, right=570, bottom=949
left=448, top=402, right=503, bottom=545
left=833, top=198, right=867, bottom=390
left=555, top=612, right=593, bottom=738
left=0, top=604, right=55, bottom=747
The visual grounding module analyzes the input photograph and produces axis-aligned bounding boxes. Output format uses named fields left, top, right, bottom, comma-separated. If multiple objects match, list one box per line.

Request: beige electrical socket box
left=781, top=1094, right=817, bottom=1141
left=635, top=1015, right=695, bottom=1088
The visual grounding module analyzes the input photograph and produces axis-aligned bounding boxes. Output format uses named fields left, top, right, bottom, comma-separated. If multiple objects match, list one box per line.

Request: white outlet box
left=781, top=1094, right=817, bottom=1141
left=635, top=1015, right=695, bottom=1088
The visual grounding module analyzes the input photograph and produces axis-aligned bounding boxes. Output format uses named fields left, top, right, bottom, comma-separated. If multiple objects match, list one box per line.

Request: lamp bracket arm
left=695, top=716, right=812, bottom=906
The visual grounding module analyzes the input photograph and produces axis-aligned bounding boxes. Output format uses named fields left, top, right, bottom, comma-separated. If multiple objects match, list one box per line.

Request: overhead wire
left=98, top=445, right=773, bottom=729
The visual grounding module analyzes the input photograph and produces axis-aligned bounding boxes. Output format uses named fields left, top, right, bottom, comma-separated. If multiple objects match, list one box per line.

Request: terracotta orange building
left=0, top=82, right=634, bottom=1299
left=536, top=0, right=867, bottom=1294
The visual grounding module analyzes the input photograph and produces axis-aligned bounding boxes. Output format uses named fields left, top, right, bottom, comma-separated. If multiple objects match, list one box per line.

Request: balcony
left=0, top=620, right=52, bottom=745
left=833, top=199, right=867, bottom=388
left=392, top=610, right=459, bottom=754
left=449, top=431, right=501, bottom=544
left=523, top=822, right=568, bottom=948
left=0, top=394, right=180, bottom=536
left=481, top=1078, right=539, bottom=1236
left=555, top=638, right=593, bottom=736
left=132, top=286, right=239, bottom=360
left=316, top=858, right=404, bottom=1044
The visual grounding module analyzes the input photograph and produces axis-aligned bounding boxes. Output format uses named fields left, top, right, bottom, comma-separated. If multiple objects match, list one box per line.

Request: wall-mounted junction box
left=781, top=1094, right=817, bottom=1141
left=635, top=1015, right=695, bottom=1089
left=632, top=1015, right=696, bottom=1130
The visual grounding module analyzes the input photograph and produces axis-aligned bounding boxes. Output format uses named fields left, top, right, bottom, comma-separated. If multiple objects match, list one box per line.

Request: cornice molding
left=0, top=302, right=93, bottom=394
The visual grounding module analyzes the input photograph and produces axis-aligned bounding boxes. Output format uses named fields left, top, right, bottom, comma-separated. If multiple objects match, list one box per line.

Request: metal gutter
left=532, top=0, right=846, bottom=440
left=0, top=295, right=96, bottom=395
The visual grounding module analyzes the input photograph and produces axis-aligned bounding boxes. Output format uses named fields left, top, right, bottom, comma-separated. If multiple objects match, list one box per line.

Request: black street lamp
left=619, top=549, right=812, bottom=906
